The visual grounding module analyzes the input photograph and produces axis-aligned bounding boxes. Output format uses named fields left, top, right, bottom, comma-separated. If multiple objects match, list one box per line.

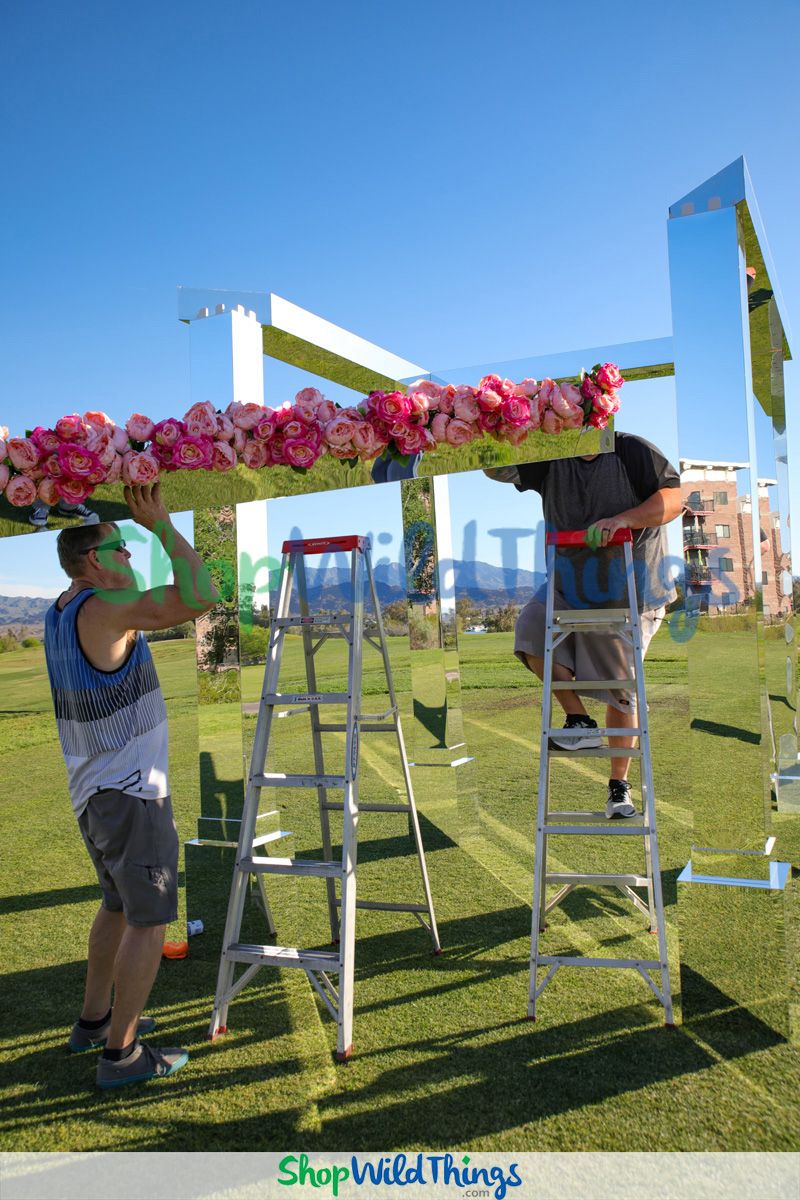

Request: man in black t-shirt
left=485, top=433, right=682, bottom=817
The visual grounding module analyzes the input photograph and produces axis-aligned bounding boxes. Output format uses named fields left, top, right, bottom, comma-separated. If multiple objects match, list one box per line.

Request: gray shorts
left=78, top=789, right=179, bottom=927
left=514, top=590, right=665, bottom=714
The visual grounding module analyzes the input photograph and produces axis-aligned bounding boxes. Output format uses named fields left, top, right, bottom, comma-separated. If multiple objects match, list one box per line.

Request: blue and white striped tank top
left=44, top=588, right=169, bottom=817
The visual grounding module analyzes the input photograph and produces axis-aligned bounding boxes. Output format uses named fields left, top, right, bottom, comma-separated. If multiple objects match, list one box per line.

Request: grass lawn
left=0, top=629, right=798, bottom=1152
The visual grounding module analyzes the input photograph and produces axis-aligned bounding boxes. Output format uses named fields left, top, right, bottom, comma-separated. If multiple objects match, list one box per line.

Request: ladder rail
left=528, top=534, right=674, bottom=1024
left=364, top=548, right=441, bottom=952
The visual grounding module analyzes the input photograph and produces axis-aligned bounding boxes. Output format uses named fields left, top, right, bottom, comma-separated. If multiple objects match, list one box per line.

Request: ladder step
left=318, top=722, right=398, bottom=733
left=538, top=955, right=662, bottom=970
left=547, top=810, right=644, bottom=825
left=261, top=692, right=350, bottom=705
left=554, top=608, right=630, bottom=621
left=542, top=823, right=650, bottom=836
left=548, top=747, right=643, bottom=758
left=546, top=872, right=650, bottom=887
left=552, top=679, right=636, bottom=690
left=241, top=856, right=342, bottom=878
left=253, top=773, right=346, bottom=789
left=273, top=617, right=351, bottom=627
left=323, top=801, right=411, bottom=813
left=546, top=727, right=642, bottom=738
left=334, top=899, right=430, bottom=913
left=226, top=943, right=340, bottom=971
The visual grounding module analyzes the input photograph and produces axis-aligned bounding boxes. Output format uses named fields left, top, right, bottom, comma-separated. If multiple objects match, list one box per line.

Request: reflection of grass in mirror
left=2, top=630, right=799, bottom=1152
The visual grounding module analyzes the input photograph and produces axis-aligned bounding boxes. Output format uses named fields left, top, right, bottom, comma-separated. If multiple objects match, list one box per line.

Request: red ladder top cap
left=546, top=528, right=633, bottom=546
left=282, top=536, right=369, bottom=554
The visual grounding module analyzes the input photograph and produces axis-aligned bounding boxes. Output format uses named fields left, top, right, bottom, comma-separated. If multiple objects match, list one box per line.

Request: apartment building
left=680, top=459, right=789, bottom=618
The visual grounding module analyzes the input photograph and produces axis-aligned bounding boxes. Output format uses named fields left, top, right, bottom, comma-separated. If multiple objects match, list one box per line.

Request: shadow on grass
left=690, top=718, right=761, bottom=746
left=413, top=698, right=448, bottom=749
left=0, top=895, right=789, bottom=1152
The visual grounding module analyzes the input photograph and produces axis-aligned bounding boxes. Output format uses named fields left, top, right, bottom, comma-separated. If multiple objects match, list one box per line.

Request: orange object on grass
left=162, top=940, right=188, bottom=959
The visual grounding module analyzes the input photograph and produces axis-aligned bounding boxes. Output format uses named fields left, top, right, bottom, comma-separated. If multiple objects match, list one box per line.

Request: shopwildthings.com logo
left=277, top=1153, right=522, bottom=1199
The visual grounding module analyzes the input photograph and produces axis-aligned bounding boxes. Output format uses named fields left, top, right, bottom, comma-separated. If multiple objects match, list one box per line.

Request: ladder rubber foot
left=208, top=1025, right=227, bottom=1041
left=526, top=1015, right=537, bottom=1022
left=665, top=1023, right=676, bottom=1030
left=649, top=928, right=658, bottom=935
left=334, top=1045, right=353, bottom=1062
left=432, top=948, right=443, bottom=957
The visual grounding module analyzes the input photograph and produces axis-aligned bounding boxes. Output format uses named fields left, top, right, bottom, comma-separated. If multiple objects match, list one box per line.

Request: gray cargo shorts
left=514, top=589, right=665, bottom=714
left=77, top=788, right=179, bottom=927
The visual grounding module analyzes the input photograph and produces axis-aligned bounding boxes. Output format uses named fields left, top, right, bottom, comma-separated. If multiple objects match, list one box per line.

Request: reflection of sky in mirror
left=0, top=511, right=194, bottom=598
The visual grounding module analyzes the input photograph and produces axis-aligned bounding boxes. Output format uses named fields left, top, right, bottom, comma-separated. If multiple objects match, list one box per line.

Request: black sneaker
left=606, top=779, right=636, bottom=819
left=549, top=714, right=602, bottom=750
left=28, top=502, right=50, bottom=529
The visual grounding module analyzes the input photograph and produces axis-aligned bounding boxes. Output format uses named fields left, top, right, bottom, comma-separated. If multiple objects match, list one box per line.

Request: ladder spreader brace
left=529, top=528, right=674, bottom=1024
left=209, top=534, right=440, bottom=1060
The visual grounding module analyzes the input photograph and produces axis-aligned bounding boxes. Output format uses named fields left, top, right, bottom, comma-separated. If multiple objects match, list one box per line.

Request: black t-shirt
left=514, top=432, right=680, bottom=611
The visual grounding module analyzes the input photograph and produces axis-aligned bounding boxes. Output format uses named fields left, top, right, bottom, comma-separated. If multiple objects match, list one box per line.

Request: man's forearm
left=157, top=520, right=219, bottom=608
left=616, top=487, right=682, bottom=530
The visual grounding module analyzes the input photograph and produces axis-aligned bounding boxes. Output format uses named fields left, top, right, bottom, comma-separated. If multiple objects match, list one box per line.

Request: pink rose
left=7, top=437, right=40, bottom=472
left=476, top=387, right=503, bottom=413
left=294, top=387, right=324, bottom=407
left=589, top=411, right=609, bottom=429
left=212, top=441, right=238, bottom=472
left=126, top=413, right=155, bottom=442
left=150, top=442, right=175, bottom=470
left=445, top=419, right=475, bottom=447
left=242, top=440, right=268, bottom=470
left=293, top=399, right=318, bottom=423
left=151, top=418, right=185, bottom=447
left=406, top=379, right=443, bottom=402
left=315, top=399, right=337, bottom=423
left=231, top=402, right=266, bottom=431
left=184, top=401, right=218, bottom=438
left=0, top=437, right=5, bottom=461
left=88, top=432, right=118, bottom=467
left=595, top=388, right=619, bottom=415
left=282, top=417, right=307, bottom=440
left=369, top=391, right=412, bottom=424
left=351, top=422, right=380, bottom=458
left=580, top=376, right=602, bottom=404
left=560, top=382, right=584, bottom=408
left=478, top=409, right=503, bottom=434
left=43, top=452, right=62, bottom=477
left=122, top=450, right=160, bottom=485
left=515, top=378, right=540, bottom=398
left=57, top=443, right=104, bottom=479
left=528, top=393, right=547, bottom=429
left=394, top=425, right=429, bottom=455
left=430, top=412, right=450, bottom=442
left=0, top=464, right=9, bottom=493
left=284, top=438, right=322, bottom=468
left=56, top=478, right=93, bottom=504
left=215, top=413, right=235, bottom=441
left=266, top=434, right=287, bottom=465
left=327, top=444, right=356, bottom=460
left=542, top=410, right=564, bottom=436
left=548, top=384, right=584, bottom=425
left=252, top=412, right=277, bottom=441
left=111, top=424, right=131, bottom=452
left=538, top=379, right=561, bottom=408
left=505, top=426, right=530, bottom=446
left=55, top=414, right=88, bottom=443
left=595, top=363, right=625, bottom=392
left=324, top=416, right=357, bottom=447
left=499, top=397, right=531, bottom=428
left=232, top=427, right=247, bottom=455
left=454, top=393, right=481, bottom=422
left=5, top=474, right=37, bottom=506
left=37, top=476, right=60, bottom=504
left=172, top=435, right=214, bottom=470
left=104, top=453, right=123, bottom=483
left=437, top=390, right=455, bottom=416
left=83, top=411, right=114, bottom=435
left=30, top=427, right=60, bottom=455
left=406, top=393, right=430, bottom=422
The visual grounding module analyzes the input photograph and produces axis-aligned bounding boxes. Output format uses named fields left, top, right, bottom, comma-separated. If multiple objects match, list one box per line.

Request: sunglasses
left=81, top=539, right=127, bottom=555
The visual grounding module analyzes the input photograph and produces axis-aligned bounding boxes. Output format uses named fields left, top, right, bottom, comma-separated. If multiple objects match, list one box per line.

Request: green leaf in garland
left=290, top=465, right=308, bottom=475
left=347, top=456, right=359, bottom=469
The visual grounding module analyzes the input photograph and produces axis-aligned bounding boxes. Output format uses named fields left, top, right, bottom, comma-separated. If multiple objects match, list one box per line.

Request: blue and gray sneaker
left=96, top=1040, right=188, bottom=1089
left=69, top=1014, right=157, bottom=1053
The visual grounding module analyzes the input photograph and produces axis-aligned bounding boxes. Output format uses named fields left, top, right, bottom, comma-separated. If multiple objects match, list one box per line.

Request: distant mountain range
left=0, top=561, right=543, bottom=635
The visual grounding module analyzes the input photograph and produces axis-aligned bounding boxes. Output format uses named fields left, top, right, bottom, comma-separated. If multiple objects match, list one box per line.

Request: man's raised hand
left=124, top=482, right=171, bottom=533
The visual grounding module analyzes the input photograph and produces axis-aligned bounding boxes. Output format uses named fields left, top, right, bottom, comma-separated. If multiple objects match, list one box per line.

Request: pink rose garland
left=0, top=365, right=623, bottom=504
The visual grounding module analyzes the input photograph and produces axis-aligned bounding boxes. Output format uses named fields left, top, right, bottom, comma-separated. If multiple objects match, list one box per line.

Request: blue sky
left=1, top=0, right=798, bottom=593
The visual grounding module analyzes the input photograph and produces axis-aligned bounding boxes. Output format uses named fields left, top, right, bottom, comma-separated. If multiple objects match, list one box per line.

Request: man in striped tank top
left=45, top=482, right=217, bottom=1089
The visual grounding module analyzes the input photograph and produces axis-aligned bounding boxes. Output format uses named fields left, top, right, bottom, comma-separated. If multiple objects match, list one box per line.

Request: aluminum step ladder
left=529, top=528, right=674, bottom=1023
left=209, top=534, right=440, bottom=1060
